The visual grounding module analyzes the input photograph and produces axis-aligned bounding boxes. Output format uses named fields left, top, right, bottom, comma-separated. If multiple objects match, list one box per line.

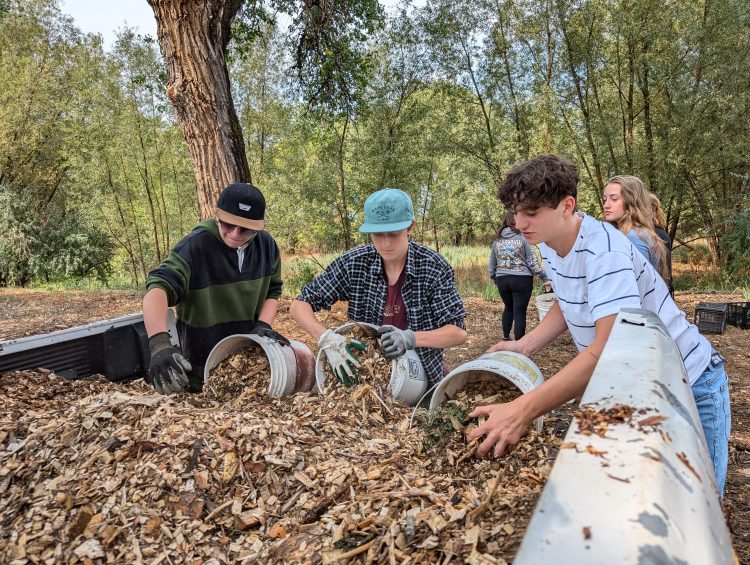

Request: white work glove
left=317, top=329, right=367, bottom=386
left=377, top=325, right=416, bottom=360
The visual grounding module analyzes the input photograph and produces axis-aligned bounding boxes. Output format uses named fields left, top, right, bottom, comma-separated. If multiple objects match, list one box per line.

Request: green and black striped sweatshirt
left=145, top=220, right=282, bottom=378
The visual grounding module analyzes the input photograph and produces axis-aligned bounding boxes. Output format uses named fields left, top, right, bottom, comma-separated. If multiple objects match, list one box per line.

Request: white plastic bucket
left=314, top=322, right=427, bottom=406
left=535, top=293, right=557, bottom=321
left=429, top=351, right=545, bottom=433
left=203, top=334, right=316, bottom=397
left=389, top=349, right=427, bottom=405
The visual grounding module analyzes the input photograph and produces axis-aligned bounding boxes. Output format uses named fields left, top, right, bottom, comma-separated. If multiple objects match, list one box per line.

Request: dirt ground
left=1, top=288, right=748, bottom=561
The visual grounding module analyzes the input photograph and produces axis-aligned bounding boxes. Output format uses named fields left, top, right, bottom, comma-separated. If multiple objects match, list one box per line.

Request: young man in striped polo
left=143, top=183, right=288, bottom=395
left=469, top=155, right=731, bottom=495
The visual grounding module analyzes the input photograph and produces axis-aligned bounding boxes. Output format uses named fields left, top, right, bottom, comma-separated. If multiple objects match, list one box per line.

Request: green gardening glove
left=317, top=329, right=367, bottom=386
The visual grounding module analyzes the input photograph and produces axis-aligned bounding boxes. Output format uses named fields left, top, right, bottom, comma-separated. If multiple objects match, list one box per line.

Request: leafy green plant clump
left=414, top=401, right=473, bottom=453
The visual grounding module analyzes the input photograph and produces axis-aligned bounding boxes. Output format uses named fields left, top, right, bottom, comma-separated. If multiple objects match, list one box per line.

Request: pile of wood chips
left=0, top=367, right=559, bottom=564
left=322, top=327, right=399, bottom=414
left=203, top=346, right=271, bottom=404
left=320, top=331, right=394, bottom=400
left=415, top=378, right=527, bottom=468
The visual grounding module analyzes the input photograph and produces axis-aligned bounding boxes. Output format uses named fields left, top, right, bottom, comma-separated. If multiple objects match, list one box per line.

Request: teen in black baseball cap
left=143, top=181, right=288, bottom=396
left=215, top=183, right=266, bottom=231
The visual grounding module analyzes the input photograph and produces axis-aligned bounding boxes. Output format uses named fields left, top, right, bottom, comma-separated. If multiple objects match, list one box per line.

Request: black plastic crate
left=694, top=302, right=727, bottom=334
left=726, top=302, right=750, bottom=329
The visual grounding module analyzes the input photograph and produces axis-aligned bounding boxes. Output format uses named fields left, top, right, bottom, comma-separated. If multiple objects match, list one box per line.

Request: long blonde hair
left=649, top=193, right=667, bottom=229
left=605, top=175, right=668, bottom=280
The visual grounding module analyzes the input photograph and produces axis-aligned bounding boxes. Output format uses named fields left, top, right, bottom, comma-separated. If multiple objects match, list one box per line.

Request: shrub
left=0, top=185, right=114, bottom=286
left=673, top=242, right=715, bottom=265
left=284, top=257, right=322, bottom=295
left=721, top=208, right=750, bottom=278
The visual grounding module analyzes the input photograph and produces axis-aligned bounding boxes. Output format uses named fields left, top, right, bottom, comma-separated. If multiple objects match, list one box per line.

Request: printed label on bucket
left=407, top=357, right=421, bottom=380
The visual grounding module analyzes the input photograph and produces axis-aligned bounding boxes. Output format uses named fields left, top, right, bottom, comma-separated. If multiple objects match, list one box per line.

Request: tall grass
left=440, top=245, right=497, bottom=299
left=672, top=263, right=750, bottom=296
left=283, top=244, right=545, bottom=298
left=27, top=275, right=141, bottom=292
left=281, top=245, right=499, bottom=298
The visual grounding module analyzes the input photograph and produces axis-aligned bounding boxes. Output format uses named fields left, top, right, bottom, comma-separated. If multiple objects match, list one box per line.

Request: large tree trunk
left=148, top=0, right=251, bottom=219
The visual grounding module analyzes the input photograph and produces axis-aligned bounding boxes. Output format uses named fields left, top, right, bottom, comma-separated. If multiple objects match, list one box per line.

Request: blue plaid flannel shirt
left=298, top=241, right=467, bottom=386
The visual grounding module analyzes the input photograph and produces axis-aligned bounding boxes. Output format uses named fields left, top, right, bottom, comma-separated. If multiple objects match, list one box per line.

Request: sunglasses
left=217, top=218, right=257, bottom=235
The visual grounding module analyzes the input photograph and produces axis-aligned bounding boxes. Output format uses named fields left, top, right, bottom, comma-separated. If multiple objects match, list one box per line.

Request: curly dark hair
left=498, top=154, right=579, bottom=210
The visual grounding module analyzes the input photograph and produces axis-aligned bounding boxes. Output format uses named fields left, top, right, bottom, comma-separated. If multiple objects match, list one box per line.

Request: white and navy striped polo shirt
left=540, top=213, right=711, bottom=384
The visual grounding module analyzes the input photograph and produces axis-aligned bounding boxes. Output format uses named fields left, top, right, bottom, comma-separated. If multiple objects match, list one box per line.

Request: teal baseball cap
left=358, top=188, right=415, bottom=233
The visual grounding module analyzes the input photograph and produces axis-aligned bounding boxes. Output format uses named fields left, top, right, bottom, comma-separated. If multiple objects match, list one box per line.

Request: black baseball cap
left=215, top=183, right=266, bottom=230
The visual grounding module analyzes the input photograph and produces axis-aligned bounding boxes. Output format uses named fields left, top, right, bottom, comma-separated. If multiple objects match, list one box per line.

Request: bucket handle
left=408, top=380, right=442, bottom=429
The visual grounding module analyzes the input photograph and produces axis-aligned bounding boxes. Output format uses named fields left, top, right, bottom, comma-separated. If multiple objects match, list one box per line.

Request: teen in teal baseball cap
left=358, top=188, right=415, bottom=233
left=291, top=186, right=467, bottom=392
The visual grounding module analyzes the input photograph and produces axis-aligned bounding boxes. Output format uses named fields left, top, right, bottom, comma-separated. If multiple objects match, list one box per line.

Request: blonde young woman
left=602, top=175, right=669, bottom=281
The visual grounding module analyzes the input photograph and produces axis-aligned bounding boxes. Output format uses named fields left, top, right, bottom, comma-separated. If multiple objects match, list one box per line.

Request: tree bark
left=103, top=153, right=140, bottom=287
left=492, top=0, right=529, bottom=159
left=640, top=52, right=656, bottom=192
left=543, top=1, right=555, bottom=152
left=148, top=0, right=251, bottom=219
left=333, top=113, right=353, bottom=250
left=458, top=34, right=500, bottom=185
left=419, top=161, right=434, bottom=242
left=624, top=36, right=635, bottom=170
left=684, top=168, right=720, bottom=265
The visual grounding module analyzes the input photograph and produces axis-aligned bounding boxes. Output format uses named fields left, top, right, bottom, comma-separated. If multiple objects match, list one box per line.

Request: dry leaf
left=267, top=522, right=287, bottom=538
left=222, top=451, right=240, bottom=482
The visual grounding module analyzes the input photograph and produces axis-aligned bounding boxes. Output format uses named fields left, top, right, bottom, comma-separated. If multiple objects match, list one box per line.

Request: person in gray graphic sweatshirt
left=488, top=209, right=551, bottom=340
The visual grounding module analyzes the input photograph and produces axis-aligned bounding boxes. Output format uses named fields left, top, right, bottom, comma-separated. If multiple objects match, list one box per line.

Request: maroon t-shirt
left=381, top=268, right=408, bottom=329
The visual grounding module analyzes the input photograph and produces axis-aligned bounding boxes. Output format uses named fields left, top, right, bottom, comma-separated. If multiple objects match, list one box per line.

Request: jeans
left=690, top=360, right=731, bottom=495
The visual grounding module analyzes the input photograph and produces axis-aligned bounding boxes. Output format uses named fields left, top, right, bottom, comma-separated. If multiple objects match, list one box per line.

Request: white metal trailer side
left=515, top=308, right=733, bottom=564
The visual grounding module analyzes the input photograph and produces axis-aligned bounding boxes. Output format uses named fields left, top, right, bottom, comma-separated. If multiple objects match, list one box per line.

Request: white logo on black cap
left=239, top=203, right=252, bottom=211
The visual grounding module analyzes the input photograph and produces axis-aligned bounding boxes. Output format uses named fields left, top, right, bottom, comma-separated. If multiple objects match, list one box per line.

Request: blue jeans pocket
left=704, top=364, right=727, bottom=388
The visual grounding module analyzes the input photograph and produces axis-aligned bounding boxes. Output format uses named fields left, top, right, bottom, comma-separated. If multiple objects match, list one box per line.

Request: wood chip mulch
left=319, top=331, right=392, bottom=391
left=0, top=364, right=558, bottom=564
left=204, top=346, right=271, bottom=404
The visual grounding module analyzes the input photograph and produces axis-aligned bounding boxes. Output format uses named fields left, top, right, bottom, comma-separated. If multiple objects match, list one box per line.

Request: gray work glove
left=377, top=325, right=416, bottom=360
left=147, top=332, right=191, bottom=395
left=317, top=329, right=367, bottom=386
left=249, top=320, right=290, bottom=346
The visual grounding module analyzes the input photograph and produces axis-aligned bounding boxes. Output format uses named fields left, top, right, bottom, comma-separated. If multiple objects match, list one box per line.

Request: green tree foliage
left=78, top=31, right=197, bottom=286
left=0, top=0, right=117, bottom=286
left=420, top=0, right=749, bottom=261
left=0, top=0, right=747, bottom=287
left=0, top=0, right=83, bottom=199
left=281, top=0, right=384, bottom=113
left=0, top=0, right=197, bottom=287
left=0, top=185, right=113, bottom=285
